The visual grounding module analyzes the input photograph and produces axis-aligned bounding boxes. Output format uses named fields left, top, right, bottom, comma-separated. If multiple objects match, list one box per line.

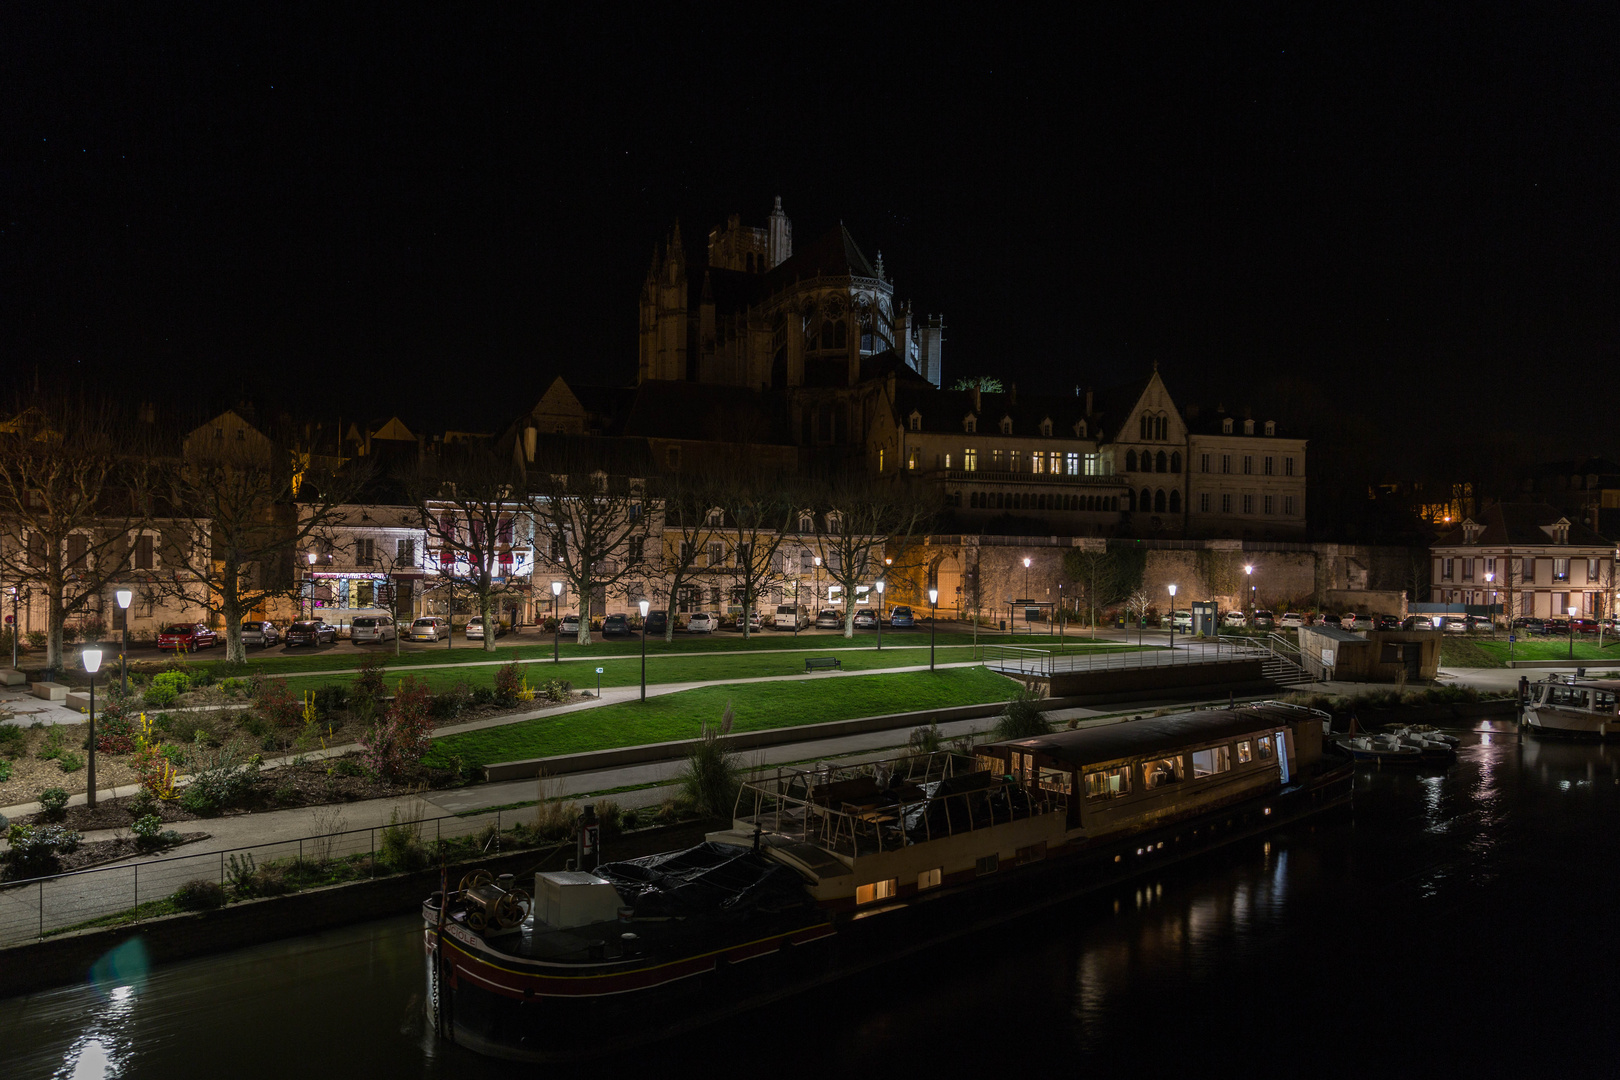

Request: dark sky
left=3, top=5, right=1616, bottom=444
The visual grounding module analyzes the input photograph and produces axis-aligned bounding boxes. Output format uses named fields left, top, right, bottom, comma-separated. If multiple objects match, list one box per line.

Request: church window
left=964, top=448, right=978, bottom=471
left=1169, top=490, right=1181, bottom=513
left=1139, top=415, right=1148, bottom=440
left=1126, top=450, right=1138, bottom=472
left=1154, top=489, right=1166, bottom=513
left=1155, top=451, right=1167, bottom=473
left=1170, top=452, right=1181, bottom=473
left=878, top=449, right=884, bottom=472
left=1140, top=488, right=1151, bottom=511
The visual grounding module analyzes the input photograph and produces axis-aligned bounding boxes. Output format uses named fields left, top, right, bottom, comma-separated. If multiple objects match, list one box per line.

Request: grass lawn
left=169, top=627, right=1123, bottom=681
left=422, top=666, right=1022, bottom=769
left=267, top=640, right=1143, bottom=698
left=1444, top=635, right=1620, bottom=668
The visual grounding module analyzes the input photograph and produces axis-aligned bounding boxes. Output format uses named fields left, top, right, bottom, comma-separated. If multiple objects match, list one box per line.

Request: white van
left=773, top=604, right=809, bottom=630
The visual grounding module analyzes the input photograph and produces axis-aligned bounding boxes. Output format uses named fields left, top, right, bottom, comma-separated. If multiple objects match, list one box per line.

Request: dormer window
left=799, top=512, right=815, bottom=533
left=1073, top=420, right=1087, bottom=438
left=908, top=411, right=922, bottom=432
left=1243, top=419, right=1255, bottom=435
left=964, top=414, right=977, bottom=434
left=706, top=508, right=724, bottom=526
left=1264, top=420, right=1276, bottom=436
left=1040, top=418, right=1053, bottom=437
left=1221, top=418, right=1233, bottom=434
left=999, top=416, right=1013, bottom=435
left=1462, top=519, right=1483, bottom=544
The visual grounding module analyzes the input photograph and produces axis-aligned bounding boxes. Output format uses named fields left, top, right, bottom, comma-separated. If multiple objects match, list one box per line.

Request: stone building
left=1430, top=503, right=1616, bottom=622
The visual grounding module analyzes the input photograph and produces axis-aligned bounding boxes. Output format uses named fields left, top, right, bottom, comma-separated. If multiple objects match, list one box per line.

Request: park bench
left=804, top=656, right=841, bottom=673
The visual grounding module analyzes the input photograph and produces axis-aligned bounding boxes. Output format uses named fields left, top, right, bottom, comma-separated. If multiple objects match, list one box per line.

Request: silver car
left=409, top=617, right=446, bottom=642
left=351, top=615, right=396, bottom=644
left=238, top=620, right=280, bottom=647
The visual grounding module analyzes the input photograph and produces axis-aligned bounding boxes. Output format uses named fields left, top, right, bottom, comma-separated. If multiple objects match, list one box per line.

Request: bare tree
left=0, top=398, right=156, bottom=672
left=714, top=467, right=800, bottom=640
left=803, top=475, right=937, bottom=637
left=405, top=445, right=525, bottom=654
left=528, top=452, right=654, bottom=646
left=650, top=473, right=720, bottom=642
left=161, top=420, right=364, bottom=664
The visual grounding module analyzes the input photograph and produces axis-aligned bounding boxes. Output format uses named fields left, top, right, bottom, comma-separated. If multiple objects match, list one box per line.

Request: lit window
left=1191, top=746, right=1231, bottom=777
left=964, top=448, right=978, bottom=471
left=918, top=868, right=942, bottom=891
left=855, top=878, right=898, bottom=905
left=1066, top=452, right=1079, bottom=474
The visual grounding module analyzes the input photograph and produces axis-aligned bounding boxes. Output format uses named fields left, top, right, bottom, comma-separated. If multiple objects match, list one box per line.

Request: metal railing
left=982, top=637, right=1266, bottom=678
left=0, top=804, right=553, bottom=947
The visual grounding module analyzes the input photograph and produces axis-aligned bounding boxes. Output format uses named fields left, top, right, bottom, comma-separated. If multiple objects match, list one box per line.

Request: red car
left=157, top=622, right=219, bottom=652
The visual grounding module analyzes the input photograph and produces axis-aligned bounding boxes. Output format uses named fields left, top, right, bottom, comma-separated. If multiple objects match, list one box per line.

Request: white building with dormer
left=1430, top=503, right=1616, bottom=622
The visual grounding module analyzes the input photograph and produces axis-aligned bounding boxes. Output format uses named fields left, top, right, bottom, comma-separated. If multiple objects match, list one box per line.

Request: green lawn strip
left=181, top=629, right=1123, bottom=680
left=272, top=642, right=1144, bottom=698
left=422, top=667, right=1021, bottom=770
left=1452, top=637, right=1620, bottom=666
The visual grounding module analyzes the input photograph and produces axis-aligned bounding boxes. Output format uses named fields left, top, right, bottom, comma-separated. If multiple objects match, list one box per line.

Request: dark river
left=7, top=724, right=1620, bottom=1078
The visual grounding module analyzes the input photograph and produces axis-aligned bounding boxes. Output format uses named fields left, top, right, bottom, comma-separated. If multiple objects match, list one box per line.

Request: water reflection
left=6, top=732, right=1620, bottom=1076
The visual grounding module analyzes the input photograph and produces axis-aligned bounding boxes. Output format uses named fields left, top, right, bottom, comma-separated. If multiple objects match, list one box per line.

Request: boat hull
left=425, top=763, right=1352, bottom=1062
left=1524, top=708, right=1620, bottom=740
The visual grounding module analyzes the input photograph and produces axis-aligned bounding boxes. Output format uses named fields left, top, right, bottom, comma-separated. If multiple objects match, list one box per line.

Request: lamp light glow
left=82, top=647, right=103, bottom=674
left=115, top=589, right=133, bottom=609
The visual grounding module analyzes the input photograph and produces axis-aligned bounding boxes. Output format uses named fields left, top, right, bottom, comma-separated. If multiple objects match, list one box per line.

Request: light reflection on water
left=6, top=733, right=1620, bottom=1076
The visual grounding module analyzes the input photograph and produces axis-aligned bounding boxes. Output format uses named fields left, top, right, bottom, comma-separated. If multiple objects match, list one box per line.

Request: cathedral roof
left=767, top=224, right=880, bottom=285
left=620, top=381, right=793, bottom=445
left=889, top=385, right=1093, bottom=436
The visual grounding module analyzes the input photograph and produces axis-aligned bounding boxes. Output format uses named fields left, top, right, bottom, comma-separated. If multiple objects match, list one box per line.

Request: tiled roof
left=1434, top=502, right=1612, bottom=546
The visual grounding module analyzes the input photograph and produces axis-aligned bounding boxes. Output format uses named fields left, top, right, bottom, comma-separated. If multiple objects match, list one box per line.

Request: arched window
left=833, top=321, right=847, bottom=348
left=1170, top=451, right=1181, bottom=474
left=1154, top=489, right=1167, bottom=513
left=1169, top=490, right=1181, bottom=513
left=1127, top=490, right=1136, bottom=512
left=1139, top=415, right=1149, bottom=440
left=1126, top=449, right=1138, bottom=472
left=1155, top=451, right=1167, bottom=473
left=1140, top=487, right=1151, bottom=511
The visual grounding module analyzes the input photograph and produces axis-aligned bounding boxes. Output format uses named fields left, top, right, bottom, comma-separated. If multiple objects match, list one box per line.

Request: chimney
left=1009, top=383, right=1017, bottom=405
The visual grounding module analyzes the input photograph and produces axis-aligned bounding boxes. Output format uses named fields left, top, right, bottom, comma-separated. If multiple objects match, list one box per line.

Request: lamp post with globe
left=1168, top=583, right=1178, bottom=654
left=1244, top=564, right=1255, bottom=625
left=639, top=598, right=651, bottom=701
left=875, top=579, right=885, bottom=651
left=83, top=645, right=103, bottom=808
left=115, top=589, right=132, bottom=695
left=551, top=580, right=563, bottom=663
left=928, top=587, right=939, bottom=671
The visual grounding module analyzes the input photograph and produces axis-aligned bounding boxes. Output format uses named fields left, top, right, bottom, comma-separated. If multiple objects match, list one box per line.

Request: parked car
left=1279, top=613, right=1305, bottom=629
left=853, top=608, right=879, bottom=629
left=815, top=609, right=842, bottom=630
left=1374, top=614, right=1402, bottom=632
left=1341, top=613, right=1368, bottom=631
left=1252, top=610, right=1276, bottom=630
left=464, top=617, right=508, bottom=641
left=773, top=604, right=809, bottom=630
left=409, top=617, right=447, bottom=642
left=558, top=614, right=582, bottom=636
left=1402, top=614, right=1437, bottom=631
left=890, top=605, right=915, bottom=628
left=284, top=620, right=338, bottom=647
left=687, top=612, right=718, bottom=633
left=351, top=615, right=396, bottom=644
left=1465, top=614, right=1495, bottom=633
left=238, top=620, right=280, bottom=648
left=1510, top=616, right=1547, bottom=636
left=1318, top=613, right=1342, bottom=628
left=1168, top=609, right=1193, bottom=632
left=644, top=610, right=668, bottom=636
left=158, top=623, right=219, bottom=652
left=1440, top=616, right=1469, bottom=634
left=1564, top=617, right=1598, bottom=635
left=744, top=611, right=763, bottom=632
left=1222, top=610, right=1248, bottom=628
left=601, top=613, right=630, bottom=636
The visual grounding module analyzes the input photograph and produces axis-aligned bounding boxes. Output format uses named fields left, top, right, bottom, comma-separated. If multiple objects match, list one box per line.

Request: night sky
left=4, top=6, right=1616, bottom=449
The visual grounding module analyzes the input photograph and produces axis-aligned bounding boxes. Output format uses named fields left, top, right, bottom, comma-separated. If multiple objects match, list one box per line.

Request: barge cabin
left=1525, top=675, right=1620, bottom=739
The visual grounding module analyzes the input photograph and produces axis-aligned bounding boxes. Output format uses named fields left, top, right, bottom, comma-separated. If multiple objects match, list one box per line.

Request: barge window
left=856, top=879, right=897, bottom=905
left=1083, top=766, right=1132, bottom=798
left=918, top=868, right=942, bottom=891
left=1236, top=740, right=1253, bottom=764
left=1257, top=735, right=1275, bottom=759
left=1191, top=746, right=1232, bottom=778
left=1038, top=767, right=1073, bottom=795
left=1548, top=685, right=1589, bottom=709
left=1144, top=757, right=1182, bottom=789
left=1595, top=690, right=1616, bottom=713
left=976, top=854, right=1000, bottom=876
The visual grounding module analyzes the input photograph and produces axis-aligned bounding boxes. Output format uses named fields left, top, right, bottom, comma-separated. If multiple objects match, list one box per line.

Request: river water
left=7, top=723, right=1619, bottom=1078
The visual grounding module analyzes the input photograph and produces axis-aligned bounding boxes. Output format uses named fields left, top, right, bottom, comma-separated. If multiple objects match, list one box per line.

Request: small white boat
left=1334, top=734, right=1423, bottom=764
left=1386, top=725, right=1460, bottom=762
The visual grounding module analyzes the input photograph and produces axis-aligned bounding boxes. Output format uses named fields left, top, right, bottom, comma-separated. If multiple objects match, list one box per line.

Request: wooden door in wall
left=935, top=557, right=963, bottom=618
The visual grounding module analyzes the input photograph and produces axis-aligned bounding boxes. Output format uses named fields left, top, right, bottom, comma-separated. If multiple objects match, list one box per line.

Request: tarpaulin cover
left=592, top=842, right=808, bottom=921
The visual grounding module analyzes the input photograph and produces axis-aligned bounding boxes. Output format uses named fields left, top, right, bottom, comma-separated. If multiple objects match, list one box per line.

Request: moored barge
left=424, top=701, right=1352, bottom=1060
left=1523, top=674, right=1620, bottom=739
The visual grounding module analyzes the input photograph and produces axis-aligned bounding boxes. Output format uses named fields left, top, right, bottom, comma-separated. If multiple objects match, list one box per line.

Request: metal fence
left=981, top=637, right=1270, bottom=678
left=0, top=803, right=548, bottom=947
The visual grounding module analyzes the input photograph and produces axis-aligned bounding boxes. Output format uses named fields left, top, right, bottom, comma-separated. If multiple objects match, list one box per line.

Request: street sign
left=1509, top=635, right=1516, bottom=643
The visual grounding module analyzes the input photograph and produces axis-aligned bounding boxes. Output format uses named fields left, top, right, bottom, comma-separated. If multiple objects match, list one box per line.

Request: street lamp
left=1244, top=564, right=1255, bottom=626
left=1485, top=572, right=1495, bottom=637
left=1569, top=597, right=1579, bottom=660
left=638, top=598, right=651, bottom=701
left=306, top=550, right=317, bottom=619
left=875, top=579, right=885, bottom=651
left=813, top=556, right=822, bottom=610
left=115, top=589, right=132, bottom=695
left=82, top=645, right=103, bottom=808
left=1168, top=583, right=1178, bottom=653
left=8, top=585, right=17, bottom=670
left=928, top=586, right=939, bottom=671
left=551, top=580, right=563, bottom=663
left=1023, top=557, right=1032, bottom=629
